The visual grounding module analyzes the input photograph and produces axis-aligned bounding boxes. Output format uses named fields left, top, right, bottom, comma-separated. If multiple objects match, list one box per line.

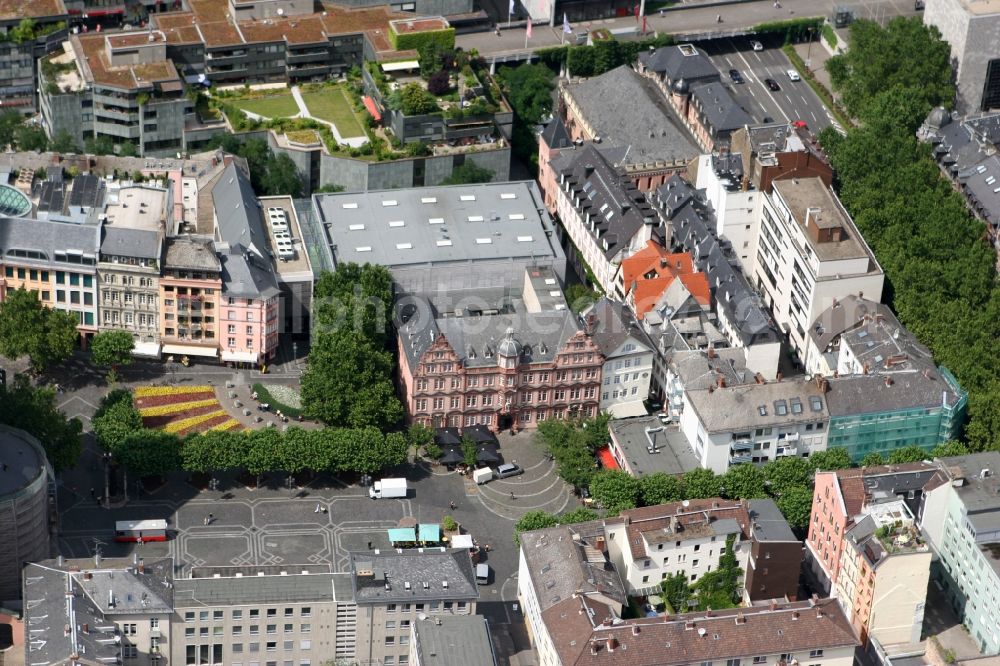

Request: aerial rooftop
left=315, top=181, right=560, bottom=269
left=685, top=376, right=830, bottom=433
left=608, top=416, right=700, bottom=477
left=0, top=0, right=65, bottom=21
left=0, top=425, right=48, bottom=498
left=350, top=548, right=478, bottom=605
left=771, top=177, right=872, bottom=263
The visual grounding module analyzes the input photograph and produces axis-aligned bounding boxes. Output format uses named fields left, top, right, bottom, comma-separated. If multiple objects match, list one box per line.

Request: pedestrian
left=449, top=500, right=456, bottom=510
left=90, top=487, right=95, bottom=498
left=137, top=536, right=143, bottom=547
left=203, top=516, right=209, bottom=526
left=510, top=491, right=516, bottom=500
left=315, top=503, right=321, bottom=513
left=485, top=543, right=491, bottom=552
left=321, top=507, right=328, bottom=514
left=208, top=513, right=214, bottom=524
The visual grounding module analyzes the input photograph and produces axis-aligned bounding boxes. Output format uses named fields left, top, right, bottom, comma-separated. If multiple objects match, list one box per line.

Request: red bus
left=114, top=519, right=168, bottom=543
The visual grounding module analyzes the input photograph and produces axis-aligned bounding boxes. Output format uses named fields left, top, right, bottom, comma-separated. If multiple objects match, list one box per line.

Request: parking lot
left=699, top=36, right=836, bottom=132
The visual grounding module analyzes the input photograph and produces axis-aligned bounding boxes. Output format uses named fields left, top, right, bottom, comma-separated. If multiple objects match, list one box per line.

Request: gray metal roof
left=164, top=236, right=220, bottom=271
left=670, top=348, right=749, bottom=390
left=315, top=181, right=560, bottom=269
left=686, top=378, right=830, bottom=433
left=101, top=226, right=161, bottom=260
left=639, top=43, right=721, bottom=84
left=657, top=174, right=780, bottom=347
left=748, top=498, right=797, bottom=542
left=555, top=144, right=660, bottom=261
left=173, top=572, right=351, bottom=607
left=825, top=369, right=965, bottom=417
left=540, top=115, right=572, bottom=150
left=690, top=82, right=753, bottom=134
left=581, top=296, right=655, bottom=358
left=37, top=180, right=66, bottom=214
left=0, top=215, right=101, bottom=265
left=68, top=174, right=106, bottom=210
left=411, top=615, right=497, bottom=666
left=562, top=65, right=699, bottom=165
left=218, top=243, right=280, bottom=299
left=519, top=522, right=626, bottom=614
left=398, top=295, right=583, bottom=371
left=23, top=558, right=174, bottom=665
left=938, top=453, right=1000, bottom=528
left=350, top=548, right=479, bottom=605
left=608, top=416, right=700, bottom=478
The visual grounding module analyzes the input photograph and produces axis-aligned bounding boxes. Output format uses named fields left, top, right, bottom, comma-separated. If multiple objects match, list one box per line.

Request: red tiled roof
left=620, top=241, right=709, bottom=319
left=545, top=596, right=859, bottom=666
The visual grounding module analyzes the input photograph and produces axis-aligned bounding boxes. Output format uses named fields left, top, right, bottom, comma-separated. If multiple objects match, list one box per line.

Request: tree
left=84, top=135, right=114, bottom=156
left=427, top=70, right=451, bottom=96
left=9, top=18, right=37, bottom=43
left=537, top=417, right=607, bottom=489
left=14, top=124, right=48, bottom=152
left=0, top=287, right=78, bottom=372
left=260, top=153, right=303, bottom=197
left=589, top=469, right=639, bottom=515
left=776, top=485, right=814, bottom=531
left=496, top=64, right=555, bottom=125
left=312, top=264, right=393, bottom=344
left=692, top=535, right=741, bottom=610
left=513, top=510, right=559, bottom=544
left=442, top=162, right=494, bottom=185
left=399, top=83, right=439, bottom=115
left=0, top=111, right=23, bottom=149
left=564, top=283, right=598, bottom=314
left=683, top=467, right=723, bottom=499
left=90, top=330, right=134, bottom=381
left=887, top=445, right=930, bottom=464
left=119, top=141, right=139, bottom=157
left=461, top=435, right=478, bottom=468
left=809, top=448, right=852, bottom=471
left=558, top=506, right=599, bottom=524
left=408, top=423, right=435, bottom=452
left=92, top=389, right=142, bottom=452
left=50, top=129, right=79, bottom=154
left=722, top=464, right=768, bottom=499
left=763, top=456, right=813, bottom=496
left=301, top=330, right=402, bottom=429
left=114, top=430, right=182, bottom=478
left=932, top=440, right=969, bottom=458
left=0, top=376, right=82, bottom=472
left=638, top=472, right=684, bottom=506
left=662, top=572, right=694, bottom=612
left=860, top=452, right=886, bottom=467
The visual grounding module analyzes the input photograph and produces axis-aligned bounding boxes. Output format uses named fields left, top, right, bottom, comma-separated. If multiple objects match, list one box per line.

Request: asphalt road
left=459, top=0, right=921, bottom=58
left=700, top=36, right=835, bottom=131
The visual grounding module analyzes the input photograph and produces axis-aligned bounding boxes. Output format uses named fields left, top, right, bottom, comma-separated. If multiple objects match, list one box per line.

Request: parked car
left=494, top=463, right=523, bottom=479
left=786, top=69, right=801, bottom=82
left=792, top=120, right=809, bottom=129
left=750, top=40, right=763, bottom=51
left=764, top=78, right=780, bottom=91
left=762, top=116, right=775, bottom=123
left=728, top=68, right=744, bottom=84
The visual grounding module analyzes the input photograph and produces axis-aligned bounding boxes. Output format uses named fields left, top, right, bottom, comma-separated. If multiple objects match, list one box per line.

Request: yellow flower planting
left=212, top=419, right=243, bottom=432
left=139, top=399, right=219, bottom=417
left=164, top=410, right=227, bottom=434
left=134, top=385, right=213, bottom=399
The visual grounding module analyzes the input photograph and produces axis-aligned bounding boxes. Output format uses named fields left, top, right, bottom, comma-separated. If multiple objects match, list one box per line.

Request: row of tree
left=301, top=263, right=402, bottom=429
left=819, top=18, right=1000, bottom=449
left=0, top=376, right=82, bottom=473
left=91, top=390, right=410, bottom=480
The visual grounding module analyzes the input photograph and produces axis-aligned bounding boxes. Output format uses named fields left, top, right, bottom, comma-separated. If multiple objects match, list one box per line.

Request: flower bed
left=175, top=413, right=240, bottom=436
left=212, top=419, right=243, bottom=432
left=139, top=398, right=220, bottom=418
left=142, top=404, right=222, bottom=429
left=134, top=385, right=213, bottom=398
left=253, top=382, right=303, bottom=417
left=134, top=391, right=217, bottom=408
left=164, top=409, right=228, bottom=434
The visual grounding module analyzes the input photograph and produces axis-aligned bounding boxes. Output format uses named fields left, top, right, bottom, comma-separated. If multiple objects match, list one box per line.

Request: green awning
left=418, top=524, right=441, bottom=542
left=388, top=528, right=416, bottom=542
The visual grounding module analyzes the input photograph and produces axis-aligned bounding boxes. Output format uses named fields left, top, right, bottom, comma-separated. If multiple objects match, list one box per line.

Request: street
left=700, top=35, right=834, bottom=131
left=459, top=0, right=921, bottom=58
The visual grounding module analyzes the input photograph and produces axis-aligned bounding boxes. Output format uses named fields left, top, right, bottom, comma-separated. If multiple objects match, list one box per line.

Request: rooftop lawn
left=232, top=94, right=299, bottom=119
left=301, top=87, right=366, bottom=138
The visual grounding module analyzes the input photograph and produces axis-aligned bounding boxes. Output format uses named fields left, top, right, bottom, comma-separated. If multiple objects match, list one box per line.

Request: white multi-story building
left=694, top=152, right=760, bottom=263
left=749, top=177, right=884, bottom=355
left=582, top=297, right=656, bottom=418
left=679, top=375, right=831, bottom=473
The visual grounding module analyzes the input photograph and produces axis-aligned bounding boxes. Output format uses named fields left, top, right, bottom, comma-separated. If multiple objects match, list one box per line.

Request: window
left=251, top=625, right=260, bottom=635
left=185, top=612, right=195, bottom=622
left=200, top=611, right=209, bottom=621
left=233, top=644, right=244, bottom=654
left=266, top=642, right=277, bottom=652
left=123, top=645, right=138, bottom=659
left=283, top=641, right=293, bottom=651
left=200, top=627, right=209, bottom=637
left=809, top=650, right=824, bottom=658
left=234, top=626, right=243, bottom=636
left=186, top=627, right=195, bottom=637
left=726, top=660, right=741, bottom=666
left=301, top=624, right=310, bottom=633
left=234, top=610, right=243, bottom=620
left=267, top=624, right=276, bottom=634
left=300, top=640, right=311, bottom=650
left=754, top=658, right=767, bottom=664
left=214, top=610, right=224, bottom=620
left=385, top=637, right=396, bottom=645
left=284, top=623, right=293, bottom=633
left=250, top=609, right=260, bottom=619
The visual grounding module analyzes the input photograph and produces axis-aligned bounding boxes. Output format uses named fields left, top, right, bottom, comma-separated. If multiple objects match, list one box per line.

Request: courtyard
left=231, top=93, right=300, bottom=119
left=299, top=86, right=366, bottom=138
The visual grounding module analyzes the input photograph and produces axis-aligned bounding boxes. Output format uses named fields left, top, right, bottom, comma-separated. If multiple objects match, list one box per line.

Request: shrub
left=442, top=515, right=459, bottom=532
left=427, top=70, right=451, bottom=96
left=390, top=26, right=455, bottom=52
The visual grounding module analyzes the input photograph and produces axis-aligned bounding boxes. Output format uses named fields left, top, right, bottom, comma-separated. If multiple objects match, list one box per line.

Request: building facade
left=398, top=296, right=604, bottom=431
left=582, top=297, right=655, bottom=418
left=919, top=453, right=1000, bottom=655
left=749, top=177, right=884, bottom=356
left=159, top=237, right=222, bottom=361
left=351, top=549, right=479, bottom=666
left=923, top=0, right=1000, bottom=112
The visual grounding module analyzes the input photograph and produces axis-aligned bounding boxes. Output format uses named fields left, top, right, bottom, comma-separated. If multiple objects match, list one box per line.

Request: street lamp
left=209, top=477, right=219, bottom=492
left=286, top=475, right=295, bottom=497
left=806, top=26, right=815, bottom=68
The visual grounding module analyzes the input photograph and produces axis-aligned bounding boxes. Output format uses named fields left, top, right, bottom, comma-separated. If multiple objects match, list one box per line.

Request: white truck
left=369, top=478, right=409, bottom=499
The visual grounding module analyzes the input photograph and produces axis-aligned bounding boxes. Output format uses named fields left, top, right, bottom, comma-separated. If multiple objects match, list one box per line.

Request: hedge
left=753, top=17, right=823, bottom=42
left=821, top=23, right=838, bottom=48
left=390, top=26, right=455, bottom=51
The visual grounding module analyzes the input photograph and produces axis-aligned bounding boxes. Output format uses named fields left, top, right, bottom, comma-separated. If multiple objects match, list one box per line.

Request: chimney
left=632, top=625, right=641, bottom=636
left=735, top=613, right=746, bottom=625
left=707, top=346, right=717, bottom=359
left=769, top=600, right=778, bottom=611
left=685, top=621, right=696, bottom=630
left=82, top=623, right=89, bottom=634
left=811, top=593, right=819, bottom=605
left=792, top=611, right=800, bottom=620
left=716, top=376, right=726, bottom=389
left=816, top=609, right=824, bottom=619
left=755, top=372, right=765, bottom=384
left=591, top=644, right=600, bottom=655
left=884, top=376, right=894, bottom=387
left=776, top=371, right=783, bottom=382
left=595, top=536, right=606, bottom=552
left=95, top=552, right=101, bottom=568
left=608, top=637, right=618, bottom=652
left=661, top=258, right=669, bottom=268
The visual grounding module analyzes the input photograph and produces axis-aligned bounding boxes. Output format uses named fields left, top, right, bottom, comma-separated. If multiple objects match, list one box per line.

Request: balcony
left=729, top=453, right=752, bottom=464
left=730, top=439, right=753, bottom=451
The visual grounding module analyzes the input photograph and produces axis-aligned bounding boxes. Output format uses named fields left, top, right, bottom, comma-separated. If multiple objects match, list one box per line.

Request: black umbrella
left=476, top=442, right=501, bottom=464
left=463, top=424, right=500, bottom=447
left=439, top=446, right=464, bottom=465
left=434, top=427, right=462, bottom=446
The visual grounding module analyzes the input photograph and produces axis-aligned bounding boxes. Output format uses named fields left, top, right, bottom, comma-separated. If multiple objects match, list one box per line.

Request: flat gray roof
left=686, top=378, right=830, bottom=433
left=350, top=548, right=479, bottom=605
left=173, top=572, right=351, bottom=606
left=771, top=178, right=874, bottom=263
left=608, top=416, right=700, bottom=477
left=314, top=181, right=561, bottom=269
left=412, top=615, right=497, bottom=666
left=0, top=425, right=48, bottom=499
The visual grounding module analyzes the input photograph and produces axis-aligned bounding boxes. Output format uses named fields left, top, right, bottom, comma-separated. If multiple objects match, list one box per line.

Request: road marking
left=732, top=49, right=789, bottom=123
left=801, top=95, right=809, bottom=105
